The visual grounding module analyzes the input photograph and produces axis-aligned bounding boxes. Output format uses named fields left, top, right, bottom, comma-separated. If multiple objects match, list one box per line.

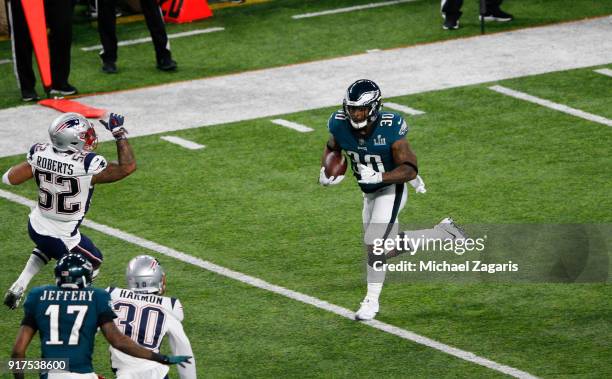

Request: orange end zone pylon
left=21, top=0, right=51, bottom=91
left=161, top=0, right=213, bottom=23
left=38, top=99, right=107, bottom=119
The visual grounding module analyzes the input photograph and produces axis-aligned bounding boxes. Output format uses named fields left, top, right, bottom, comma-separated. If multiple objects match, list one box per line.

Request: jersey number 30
left=345, top=152, right=385, bottom=174
left=114, top=302, right=166, bottom=349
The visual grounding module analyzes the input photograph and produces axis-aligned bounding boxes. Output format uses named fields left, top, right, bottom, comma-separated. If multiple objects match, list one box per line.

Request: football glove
left=99, top=113, right=127, bottom=140
left=408, top=175, right=426, bottom=193
left=319, top=167, right=344, bottom=186
left=357, top=164, right=382, bottom=185
left=155, top=354, right=192, bottom=366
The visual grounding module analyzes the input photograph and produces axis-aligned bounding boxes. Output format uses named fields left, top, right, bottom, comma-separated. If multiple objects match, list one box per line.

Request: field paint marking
left=366, top=49, right=381, bottom=53
left=594, top=68, right=612, bottom=78
left=0, top=59, right=11, bottom=65
left=271, top=119, right=314, bottom=133
left=0, top=188, right=537, bottom=379
left=489, top=85, right=612, bottom=127
left=292, top=0, right=420, bottom=19
left=384, top=102, right=426, bottom=115
left=160, top=136, right=206, bottom=150
left=81, top=27, right=225, bottom=51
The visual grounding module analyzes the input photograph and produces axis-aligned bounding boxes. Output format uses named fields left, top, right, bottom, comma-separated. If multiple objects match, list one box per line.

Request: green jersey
left=22, top=285, right=117, bottom=374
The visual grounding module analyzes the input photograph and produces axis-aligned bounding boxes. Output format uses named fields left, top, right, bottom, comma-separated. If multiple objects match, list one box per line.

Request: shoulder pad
left=85, top=153, right=107, bottom=175
left=169, top=297, right=184, bottom=322
left=328, top=110, right=348, bottom=133
left=27, top=143, right=46, bottom=163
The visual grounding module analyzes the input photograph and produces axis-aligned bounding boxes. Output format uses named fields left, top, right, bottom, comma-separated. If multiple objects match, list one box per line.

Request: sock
left=15, top=253, right=46, bottom=289
left=366, top=282, right=383, bottom=303
left=365, top=264, right=385, bottom=303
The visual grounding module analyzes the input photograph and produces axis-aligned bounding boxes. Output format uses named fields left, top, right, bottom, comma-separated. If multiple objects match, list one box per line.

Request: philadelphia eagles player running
left=2, top=112, right=136, bottom=310
left=320, top=79, right=466, bottom=321
left=11, top=254, right=191, bottom=379
left=107, top=255, right=196, bottom=379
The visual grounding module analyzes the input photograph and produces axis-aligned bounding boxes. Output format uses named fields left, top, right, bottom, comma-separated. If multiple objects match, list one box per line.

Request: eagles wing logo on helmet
left=342, top=79, right=382, bottom=129
left=48, top=113, right=98, bottom=152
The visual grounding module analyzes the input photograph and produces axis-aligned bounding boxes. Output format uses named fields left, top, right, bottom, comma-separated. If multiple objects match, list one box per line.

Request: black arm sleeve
left=21, top=314, right=38, bottom=330
left=97, top=311, right=117, bottom=327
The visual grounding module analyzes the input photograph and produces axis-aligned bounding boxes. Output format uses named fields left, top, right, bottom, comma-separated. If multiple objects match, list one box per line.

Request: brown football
left=324, top=151, right=347, bottom=177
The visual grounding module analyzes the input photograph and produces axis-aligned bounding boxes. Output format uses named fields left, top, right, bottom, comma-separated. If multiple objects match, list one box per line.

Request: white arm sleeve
left=167, top=316, right=197, bottom=379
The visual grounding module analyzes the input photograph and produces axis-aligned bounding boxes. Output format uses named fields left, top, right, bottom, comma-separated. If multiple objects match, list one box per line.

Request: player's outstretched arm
left=383, top=139, right=418, bottom=183
left=92, top=113, right=136, bottom=184
left=100, top=321, right=191, bottom=365
left=167, top=318, right=197, bottom=379
left=2, top=162, right=33, bottom=186
left=11, top=325, right=36, bottom=379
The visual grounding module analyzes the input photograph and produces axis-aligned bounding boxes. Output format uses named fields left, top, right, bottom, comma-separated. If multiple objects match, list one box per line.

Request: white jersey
left=107, top=287, right=197, bottom=379
left=26, top=143, right=107, bottom=237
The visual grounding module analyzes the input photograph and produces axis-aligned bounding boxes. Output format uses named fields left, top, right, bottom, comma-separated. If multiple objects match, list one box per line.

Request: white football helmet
left=126, top=255, right=166, bottom=294
left=48, top=112, right=97, bottom=152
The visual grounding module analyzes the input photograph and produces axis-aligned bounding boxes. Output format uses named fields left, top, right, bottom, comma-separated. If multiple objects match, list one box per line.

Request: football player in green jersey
left=320, top=79, right=466, bottom=320
left=11, top=254, right=191, bottom=379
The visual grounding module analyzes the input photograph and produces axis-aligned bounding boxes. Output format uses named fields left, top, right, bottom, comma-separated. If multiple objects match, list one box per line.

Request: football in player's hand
left=324, top=151, right=347, bottom=178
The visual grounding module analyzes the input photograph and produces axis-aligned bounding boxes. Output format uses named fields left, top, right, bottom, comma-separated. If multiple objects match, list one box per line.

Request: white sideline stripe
left=384, top=102, right=426, bottom=115
left=160, top=136, right=206, bottom=150
left=292, top=0, right=419, bottom=19
left=0, top=189, right=537, bottom=379
left=594, top=68, right=612, bottom=78
left=81, top=27, right=225, bottom=51
left=366, top=49, right=381, bottom=53
left=271, top=119, right=314, bottom=132
left=0, top=59, right=12, bottom=65
left=489, top=85, right=612, bottom=127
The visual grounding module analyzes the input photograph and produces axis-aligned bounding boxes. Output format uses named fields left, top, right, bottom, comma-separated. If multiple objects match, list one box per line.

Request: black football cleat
left=3, top=283, right=25, bottom=310
left=157, top=58, right=178, bottom=72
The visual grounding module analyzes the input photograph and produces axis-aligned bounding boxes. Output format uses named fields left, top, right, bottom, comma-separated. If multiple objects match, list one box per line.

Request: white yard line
left=0, top=188, right=537, bottom=379
left=0, top=59, right=12, bottom=65
left=1, top=17, right=612, bottom=158
left=81, top=27, right=225, bottom=51
left=271, top=119, right=314, bottom=132
left=160, top=135, right=206, bottom=150
left=489, top=85, right=612, bottom=127
left=384, top=101, right=425, bottom=115
left=366, top=49, right=381, bottom=53
left=292, top=0, right=419, bottom=19
left=593, top=68, right=612, bottom=78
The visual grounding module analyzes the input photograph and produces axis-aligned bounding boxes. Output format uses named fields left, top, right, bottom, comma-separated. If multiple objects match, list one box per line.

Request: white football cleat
left=435, top=217, right=468, bottom=240
left=355, top=298, right=379, bottom=321
left=3, top=282, right=25, bottom=310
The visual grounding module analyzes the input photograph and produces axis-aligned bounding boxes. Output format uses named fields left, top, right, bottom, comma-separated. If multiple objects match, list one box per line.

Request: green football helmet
left=55, top=254, right=94, bottom=289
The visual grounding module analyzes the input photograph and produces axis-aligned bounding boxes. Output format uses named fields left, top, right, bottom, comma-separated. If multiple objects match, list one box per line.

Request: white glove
left=408, top=175, right=426, bottom=193
left=319, top=167, right=344, bottom=186
left=357, top=164, right=383, bottom=184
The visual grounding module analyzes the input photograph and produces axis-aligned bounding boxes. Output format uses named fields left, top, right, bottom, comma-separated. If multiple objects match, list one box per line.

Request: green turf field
left=1, top=64, right=611, bottom=377
left=0, top=1, right=611, bottom=378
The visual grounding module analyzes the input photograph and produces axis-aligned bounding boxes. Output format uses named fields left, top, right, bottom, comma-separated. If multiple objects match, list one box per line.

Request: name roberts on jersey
left=328, top=110, right=409, bottom=193
left=27, top=142, right=107, bottom=236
